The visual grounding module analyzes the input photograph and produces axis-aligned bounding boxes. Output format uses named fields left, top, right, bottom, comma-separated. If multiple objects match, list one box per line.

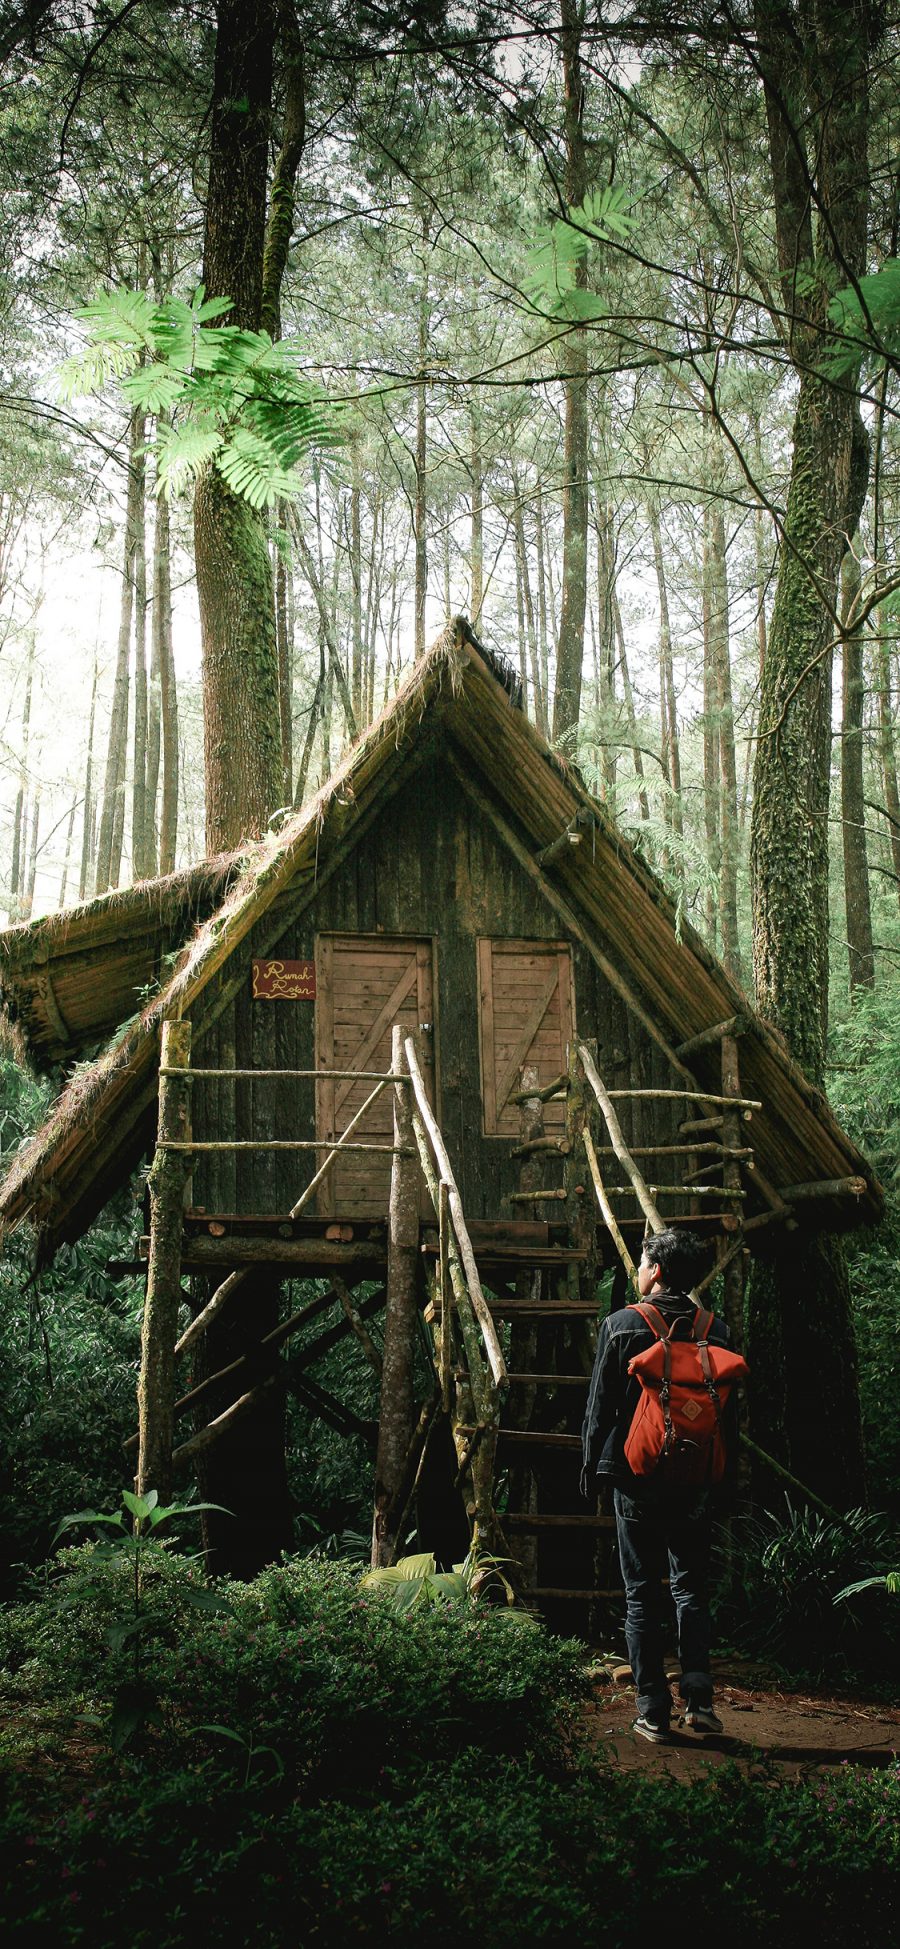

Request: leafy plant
left=714, top=1497, right=900, bottom=1679
left=51, top=1487, right=231, bottom=1749
left=525, top=185, right=637, bottom=320
left=58, top=285, right=334, bottom=507
left=361, top=1544, right=520, bottom=1613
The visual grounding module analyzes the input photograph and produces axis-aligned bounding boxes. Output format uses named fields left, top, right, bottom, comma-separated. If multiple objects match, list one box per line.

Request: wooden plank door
left=314, top=934, right=436, bottom=1215
left=478, top=938, right=574, bottom=1136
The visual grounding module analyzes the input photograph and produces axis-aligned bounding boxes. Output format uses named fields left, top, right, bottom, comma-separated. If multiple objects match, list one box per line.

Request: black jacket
left=581, top=1292, right=737, bottom=1488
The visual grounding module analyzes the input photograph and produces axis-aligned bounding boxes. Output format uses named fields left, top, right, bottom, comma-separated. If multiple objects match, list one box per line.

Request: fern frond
left=216, top=428, right=300, bottom=508
left=155, top=420, right=222, bottom=497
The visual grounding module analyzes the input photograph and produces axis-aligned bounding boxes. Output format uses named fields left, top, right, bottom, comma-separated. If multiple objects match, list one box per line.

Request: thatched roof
left=0, top=619, right=882, bottom=1259
left=0, top=856, right=242, bottom=1070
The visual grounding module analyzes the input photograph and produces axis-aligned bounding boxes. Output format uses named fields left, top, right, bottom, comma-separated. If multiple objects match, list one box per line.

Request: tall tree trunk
left=707, top=505, right=741, bottom=980
left=535, top=478, right=551, bottom=716
left=131, top=457, right=149, bottom=882
left=594, top=501, right=618, bottom=801
left=96, top=407, right=143, bottom=893
left=193, top=0, right=282, bottom=855
left=9, top=640, right=33, bottom=923
left=22, top=791, right=40, bottom=919
left=873, top=631, right=900, bottom=909
left=552, top=0, right=588, bottom=743
left=275, top=506, right=293, bottom=801
left=58, top=798, right=77, bottom=909
left=512, top=471, right=544, bottom=729
left=611, top=583, right=649, bottom=821
left=469, top=402, right=484, bottom=628
left=414, top=212, right=430, bottom=660
left=350, top=456, right=363, bottom=728
left=157, top=490, right=179, bottom=875
left=702, top=512, right=721, bottom=948
left=840, top=543, right=875, bottom=989
left=78, top=655, right=97, bottom=902
left=747, top=0, right=873, bottom=1509
left=649, top=507, right=683, bottom=857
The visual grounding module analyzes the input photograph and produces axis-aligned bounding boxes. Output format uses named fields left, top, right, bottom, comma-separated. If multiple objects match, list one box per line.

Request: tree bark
left=747, top=0, right=873, bottom=1509
left=840, top=543, right=875, bottom=988
left=469, top=401, right=484, bottom=628
left=611, top=581, right=649, bottom=821
left=414, top=211, right=430, bottom=659
left=594, top=500, right=618, bottom=801
left=552, top=0, right=588, bottom=744
left=708, top=504, right=741, bottom=980
left=649, top=507, right=683, bottom=857
left=131, top=461, right=149, bottom=882
left=275, top=506, right=293, bottom=800
left=194, top=0, right=282, bottom=854
left=512, top=473, right=544, bottom=728
left=873, top=630, right=900, bottom=910
left=9, top=640, right=33, bottom=923
left=156, top=490, right=179, bottom=875
left=95, top=406, right=143, bottom=892
left=57, top=799, right=77, bottom=909
left=702, top=510, right=721, bottom=947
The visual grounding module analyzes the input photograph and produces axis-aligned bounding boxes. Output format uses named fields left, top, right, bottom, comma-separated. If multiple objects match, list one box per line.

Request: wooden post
left=720, top=1032, right=745, bottom=1349
left=565, top=1039, right=598, bottom=1305
left=371, top=1026, right=421, bottom=1567
left=137, top=1018, right=192, bottom=1502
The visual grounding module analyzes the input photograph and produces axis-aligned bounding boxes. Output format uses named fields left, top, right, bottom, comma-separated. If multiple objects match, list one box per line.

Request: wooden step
left=504, top=1512, right=615, bottom=1530
left=498, top=1429, right=582, bottom=1450
left=421, top=1245, right=588, bottom=1268
left=424, top=1299, right=598, bottom=1322
left=527, top=1587, right=623, bottom=1602
left=505, top=1373, right=588, bottom=1386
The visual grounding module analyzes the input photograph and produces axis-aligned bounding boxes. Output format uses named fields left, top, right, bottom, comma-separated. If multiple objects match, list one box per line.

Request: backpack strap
left=628, top=1301, right=671, bottom=1341
left=692, top=1310, right=723, bottom=1425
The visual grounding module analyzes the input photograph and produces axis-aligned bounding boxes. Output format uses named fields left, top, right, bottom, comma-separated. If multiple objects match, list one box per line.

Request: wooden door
left=477, top=938, right=574, bottom=1136
left=314, top=934, right=436, bottom=1215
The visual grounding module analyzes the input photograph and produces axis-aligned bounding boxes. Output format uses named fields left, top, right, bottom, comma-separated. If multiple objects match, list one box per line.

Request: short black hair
left=641, top=1228, right=710, bottom=1292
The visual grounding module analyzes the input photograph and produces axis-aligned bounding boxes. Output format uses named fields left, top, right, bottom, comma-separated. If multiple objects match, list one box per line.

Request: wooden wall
left=189, top=739, right=685, bottom=1220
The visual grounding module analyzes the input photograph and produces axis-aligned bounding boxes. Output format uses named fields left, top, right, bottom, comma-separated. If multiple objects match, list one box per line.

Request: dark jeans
left=613, top=1485, right=714, bottom=1725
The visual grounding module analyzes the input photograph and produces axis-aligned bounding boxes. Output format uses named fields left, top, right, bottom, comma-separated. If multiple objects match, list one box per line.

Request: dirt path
left=584, top=1663, right=900, bottom=1778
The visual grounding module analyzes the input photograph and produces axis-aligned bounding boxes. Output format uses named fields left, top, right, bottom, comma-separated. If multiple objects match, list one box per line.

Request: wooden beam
left=136, top=1020, right=192, bottom=1501
left=779, top=1176, right=867, bottom=1201
left=403, top=1032, right=507, bottom=1391
left=577, top=1043, right=665, bottom=1232
left=676, top=1014, right=748, bottom=1059
left=581, top=1125, right=637, bottom=1285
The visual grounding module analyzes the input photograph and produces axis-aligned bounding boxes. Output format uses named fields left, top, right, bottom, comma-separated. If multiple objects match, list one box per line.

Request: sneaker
left=632, top=1716, right=671, bottom=1744
left=683, top=1705, right=723, bottom=1734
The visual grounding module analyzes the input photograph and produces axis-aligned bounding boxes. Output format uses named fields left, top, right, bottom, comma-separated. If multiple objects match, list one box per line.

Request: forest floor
left=583, top=1660, right=900, bottom=1778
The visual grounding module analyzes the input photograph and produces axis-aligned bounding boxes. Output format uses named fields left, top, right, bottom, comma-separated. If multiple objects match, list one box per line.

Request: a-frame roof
left=0, top=619, right=882, bottom=1258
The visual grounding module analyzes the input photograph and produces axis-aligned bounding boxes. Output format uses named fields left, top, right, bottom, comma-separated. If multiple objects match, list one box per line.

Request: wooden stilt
left=137, top=1019, right=192, bottom=1502
left=371, top=1025, right=422, bottom=1567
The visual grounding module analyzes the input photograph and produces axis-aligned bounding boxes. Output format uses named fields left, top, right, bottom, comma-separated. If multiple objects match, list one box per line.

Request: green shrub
left=2, top=1748, right=898, bottom=1945
left=714, top=1497, right=900, bottom=1680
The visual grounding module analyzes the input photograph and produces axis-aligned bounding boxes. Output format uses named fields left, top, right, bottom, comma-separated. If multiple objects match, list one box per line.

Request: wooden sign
left=252, top=958, right=316, bottom=1000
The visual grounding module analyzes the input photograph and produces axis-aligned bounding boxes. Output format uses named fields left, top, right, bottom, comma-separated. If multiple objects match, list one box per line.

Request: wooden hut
left=0, top=621, right=882, bottom=1615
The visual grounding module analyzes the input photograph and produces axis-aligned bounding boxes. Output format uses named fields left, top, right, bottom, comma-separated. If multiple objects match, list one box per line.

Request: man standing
left=582, top=1228, right=738, bottom=1744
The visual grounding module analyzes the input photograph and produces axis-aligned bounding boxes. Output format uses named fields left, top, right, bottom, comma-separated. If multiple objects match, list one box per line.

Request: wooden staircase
left=412, top=1030, right=763, bottom=1632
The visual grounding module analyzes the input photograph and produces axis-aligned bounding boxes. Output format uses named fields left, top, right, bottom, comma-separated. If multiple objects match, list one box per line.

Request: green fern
left=57, top=285, right=335, bottom=507
left=826, top=259, right=900, bottom=376
left=525, top=183, right=636, bottom=319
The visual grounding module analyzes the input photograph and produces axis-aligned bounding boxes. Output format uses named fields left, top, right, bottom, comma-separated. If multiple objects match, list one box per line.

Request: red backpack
left=624, top=1302, right=748, bottom=1485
